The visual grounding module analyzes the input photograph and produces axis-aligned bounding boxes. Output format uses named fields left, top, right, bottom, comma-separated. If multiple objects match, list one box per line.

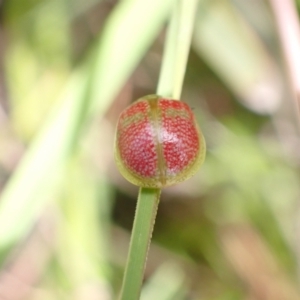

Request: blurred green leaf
left=141, top=263, right=187, bottom=300
left=0, top=0, right=177, bottom=252
left=193, top=0, right=281, bottom=114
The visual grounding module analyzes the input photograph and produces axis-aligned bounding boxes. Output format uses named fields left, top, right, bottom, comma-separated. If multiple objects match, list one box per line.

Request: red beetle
left=114, top=95, right=206, bottom=188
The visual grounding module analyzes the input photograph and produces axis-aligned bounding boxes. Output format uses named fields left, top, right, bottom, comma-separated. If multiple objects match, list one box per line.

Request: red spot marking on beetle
left=117, top=101, right=157, bottom=178
left=123, top=100, right=148, bottom=117
left=158, top=99, right=200, bottom=177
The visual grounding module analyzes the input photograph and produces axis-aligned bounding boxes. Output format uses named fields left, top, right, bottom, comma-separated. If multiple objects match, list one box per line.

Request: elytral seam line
left=148, top=98, right=166, bottom=186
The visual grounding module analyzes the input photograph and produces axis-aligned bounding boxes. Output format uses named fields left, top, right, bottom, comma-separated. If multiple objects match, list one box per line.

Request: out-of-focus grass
left=0, top=0, right=300, bottom=299
left=0, top=0, right=177, bottom=247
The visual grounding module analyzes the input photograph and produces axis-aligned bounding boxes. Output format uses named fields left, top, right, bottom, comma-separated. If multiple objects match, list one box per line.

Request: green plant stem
left=119, top=188, right=161, bottom=300
left=119, top=0, right=198, bottom=299
left=158, top=0, right=199, bottom=99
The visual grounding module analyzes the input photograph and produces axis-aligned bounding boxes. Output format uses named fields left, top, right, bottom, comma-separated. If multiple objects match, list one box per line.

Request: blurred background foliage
left=0, top=0, right=300, bottom=299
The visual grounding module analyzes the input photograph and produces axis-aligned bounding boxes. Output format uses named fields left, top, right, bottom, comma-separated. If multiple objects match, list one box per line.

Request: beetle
left=114, top=94, right=206, bottom=188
